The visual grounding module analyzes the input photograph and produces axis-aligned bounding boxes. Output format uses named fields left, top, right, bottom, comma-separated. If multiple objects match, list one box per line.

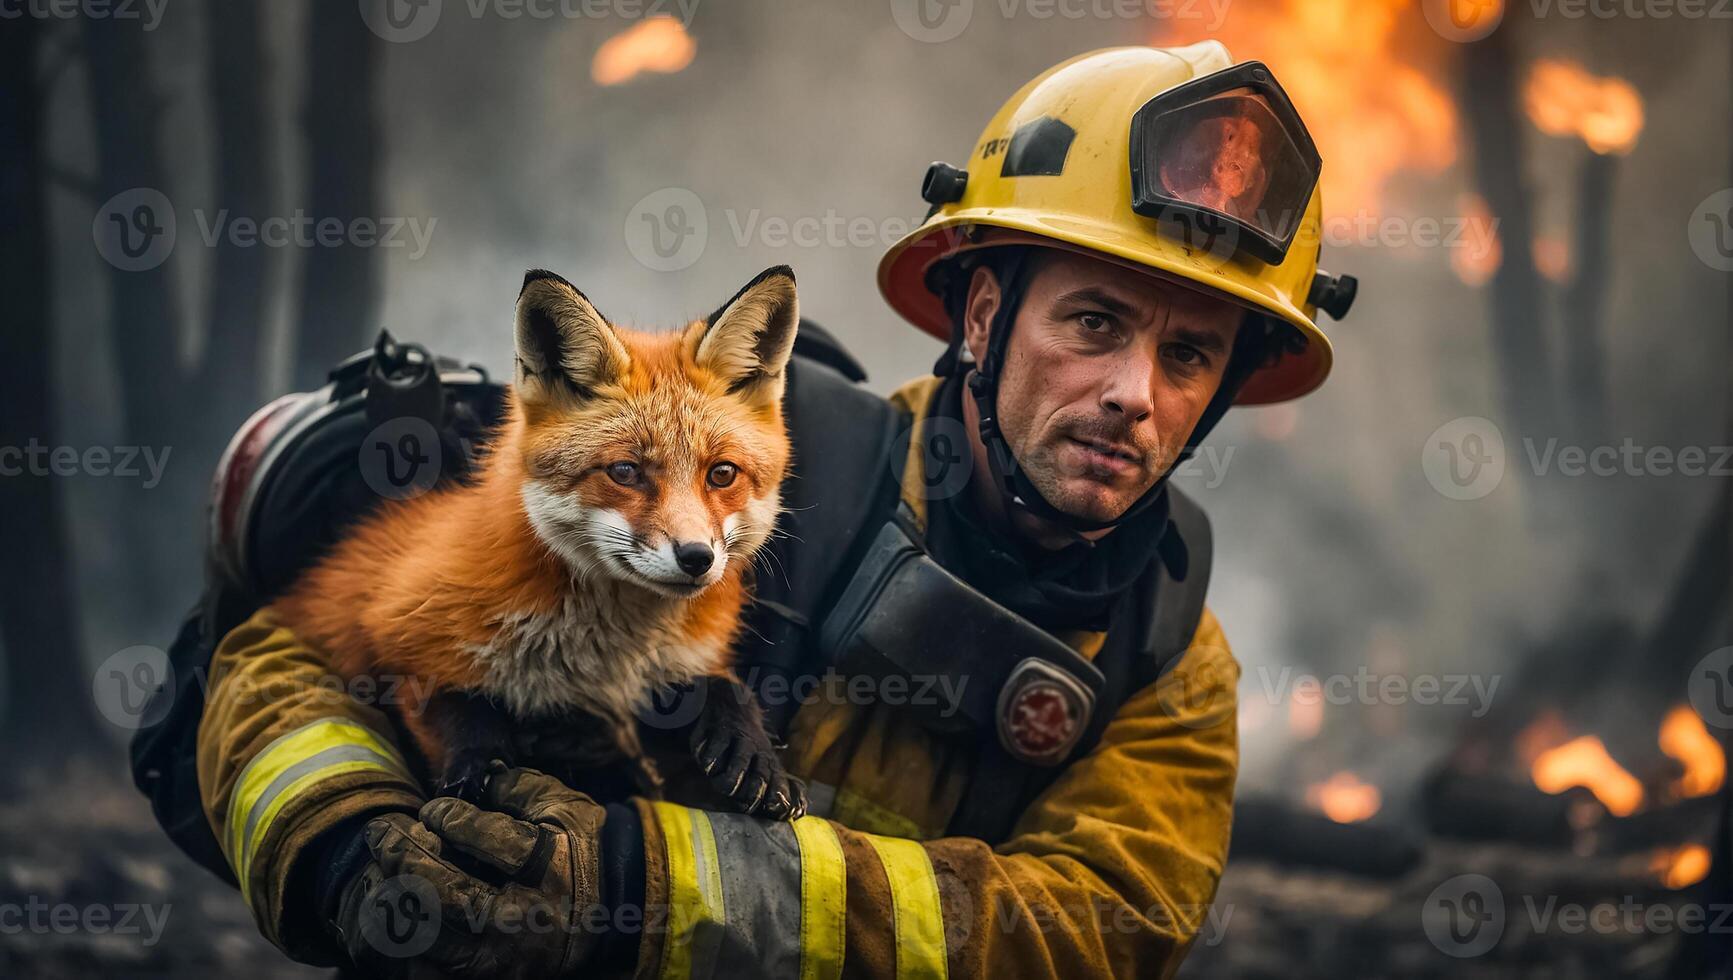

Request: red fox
left=269, top=266, right=807, bottom=819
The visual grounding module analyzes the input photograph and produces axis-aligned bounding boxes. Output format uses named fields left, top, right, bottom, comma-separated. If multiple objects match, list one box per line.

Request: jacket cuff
left=254, top=777, right=422, bottom=961
left=594, top=801, right=647, bottom=974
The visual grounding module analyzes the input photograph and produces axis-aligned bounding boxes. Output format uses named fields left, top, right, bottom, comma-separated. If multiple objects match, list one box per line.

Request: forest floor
left=0, top=754, right=322, bottom=980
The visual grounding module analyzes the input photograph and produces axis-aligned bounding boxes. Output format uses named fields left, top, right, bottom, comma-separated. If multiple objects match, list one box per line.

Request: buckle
left=996, top=658, right=1095, bottom=766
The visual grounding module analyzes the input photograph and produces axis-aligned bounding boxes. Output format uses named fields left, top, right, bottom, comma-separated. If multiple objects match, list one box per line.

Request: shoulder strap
left=1141, top=486, right=1214, bottom=688
left=736, top=354, right=904, bottom=735
left=945, top=486, right=1214, bottom=842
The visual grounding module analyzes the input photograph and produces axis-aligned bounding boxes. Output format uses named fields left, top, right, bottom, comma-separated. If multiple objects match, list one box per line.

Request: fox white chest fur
left=467, top=576, right=726, bottom=724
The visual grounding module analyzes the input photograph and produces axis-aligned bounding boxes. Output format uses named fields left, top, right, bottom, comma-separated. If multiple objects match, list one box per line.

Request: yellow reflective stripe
left=792, top=817, right=847, bottom=980
left=224, top=718, right=409, bottom=903
left=653, top=802, right=726, bottom=980
left=864, top=836, right=948, bottom=980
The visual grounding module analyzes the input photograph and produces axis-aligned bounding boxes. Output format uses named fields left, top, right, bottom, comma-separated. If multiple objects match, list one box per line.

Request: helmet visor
left=1130, top=63, right=1320, bottom=265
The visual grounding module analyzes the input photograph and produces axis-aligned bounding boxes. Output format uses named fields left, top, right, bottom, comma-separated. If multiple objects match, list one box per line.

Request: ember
left=592, top=17, right=696, bottom=87
left=1531, top=735, right=1644, bottom=817
left=1305, top=771, right=1382, bottom=824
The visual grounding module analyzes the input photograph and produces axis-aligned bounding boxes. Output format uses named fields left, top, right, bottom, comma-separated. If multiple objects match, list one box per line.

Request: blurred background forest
left=0, top=0, right=1728, bottom=975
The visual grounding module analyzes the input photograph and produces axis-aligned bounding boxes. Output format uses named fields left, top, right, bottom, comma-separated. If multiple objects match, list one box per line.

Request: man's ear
left=692, top=266, right=799, bottom=407
left=514, top=269, right=631, bottom=405
left=961, top=265, right=1000, bottom=368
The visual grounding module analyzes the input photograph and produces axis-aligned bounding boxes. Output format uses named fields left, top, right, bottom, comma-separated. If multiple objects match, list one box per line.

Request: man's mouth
left=1065, top=435, right=1143, bottom=473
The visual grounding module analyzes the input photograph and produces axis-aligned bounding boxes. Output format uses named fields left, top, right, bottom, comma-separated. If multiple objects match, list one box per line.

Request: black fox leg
left=689, top=675, right=807, bottom=820
left=425, top=690, right=517, bottom=802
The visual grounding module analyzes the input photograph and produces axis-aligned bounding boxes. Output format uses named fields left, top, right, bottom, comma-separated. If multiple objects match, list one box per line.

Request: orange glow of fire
left=1288, top=678, right=1323, bottom=739
left=1449, top=193, right=1502, bottom=287
left=1160, top=0, right=1458, bottom=218
left=1532, top=234, right=1570, bottom=283
left=1306, top=771, right=1382, bottom=823
left=1531, top=735, right=1644, bottom=816
left=591, top=17, right=696, bottom=87
left=1659, top=705, right=1726, bottom=799
left=1514, top=709, right=1571, bottom=766
left=1651, top=844, right=1713, bottom=890
left=1523, top=59, right=1644, bottom=156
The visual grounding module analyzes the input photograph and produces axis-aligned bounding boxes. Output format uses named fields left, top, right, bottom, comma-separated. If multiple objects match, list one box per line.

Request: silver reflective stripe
left=703, top=812, right=805, bottom=979
left=235, top=743, right=402, bottom=879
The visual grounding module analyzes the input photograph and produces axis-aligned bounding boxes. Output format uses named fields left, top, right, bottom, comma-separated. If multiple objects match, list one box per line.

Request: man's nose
left=673, top=541, right=715, bottom=577
left=1100, top=347, right=1156, bottom=422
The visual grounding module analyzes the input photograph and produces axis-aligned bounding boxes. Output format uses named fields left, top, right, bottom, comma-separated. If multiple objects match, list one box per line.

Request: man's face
left=963, top=249, right=1243, bottom=525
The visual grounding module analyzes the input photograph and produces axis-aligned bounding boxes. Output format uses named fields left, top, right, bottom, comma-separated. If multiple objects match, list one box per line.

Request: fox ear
left=514, top=269, right=631, bottom=404
left=693, top=265, right=798, bottom=407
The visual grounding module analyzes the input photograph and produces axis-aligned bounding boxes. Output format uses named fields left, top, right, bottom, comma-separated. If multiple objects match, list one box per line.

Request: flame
left=1288, top=677, right=1323, bottom=739
left=1523, top=59, right=1644, bottom=156
left=1651, top=844, right=1712, bottom=890
left=1659, top=705, right=1726, bottom=799
left=591, top=17, right=696, bottom=87
left=1449, top=193, right=1502, bottom=287
left=1531, top=735, right=1644, bottom=816
left=1161, top=0, right=1457, bottom=218
left=1306, top=771, right=1382, bottom=823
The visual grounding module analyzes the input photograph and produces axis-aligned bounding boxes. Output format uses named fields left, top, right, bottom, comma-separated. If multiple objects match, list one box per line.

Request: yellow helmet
left=878, top=42, right=1355, bottom=405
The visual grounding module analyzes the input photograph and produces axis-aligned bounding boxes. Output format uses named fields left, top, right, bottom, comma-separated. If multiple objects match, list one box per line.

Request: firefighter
left=194, top=41, right=1353, bottom=978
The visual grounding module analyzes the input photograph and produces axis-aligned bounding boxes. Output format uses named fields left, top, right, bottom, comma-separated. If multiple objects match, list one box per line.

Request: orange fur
left=270, top=270, right=795, bottom=774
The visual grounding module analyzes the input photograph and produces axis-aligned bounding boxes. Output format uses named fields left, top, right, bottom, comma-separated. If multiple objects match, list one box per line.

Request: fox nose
left=673, top=542, right=714, bottom=577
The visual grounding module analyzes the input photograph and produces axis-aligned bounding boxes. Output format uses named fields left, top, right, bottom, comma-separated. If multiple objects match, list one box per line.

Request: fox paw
left=692, top=719, right=807, bottom=821
left=436, top=755, right=503, bottom=803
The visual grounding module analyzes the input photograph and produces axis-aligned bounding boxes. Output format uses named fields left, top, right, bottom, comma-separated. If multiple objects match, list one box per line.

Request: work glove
left=327, top=837, right=441, bottom=979
left=359, top=768, right=609, bottom=979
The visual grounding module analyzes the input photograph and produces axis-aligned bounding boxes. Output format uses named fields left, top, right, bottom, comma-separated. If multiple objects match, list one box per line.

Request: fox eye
left=607, top=461, right=640, bottom=486
left=707, top=462, right=738, bottom=489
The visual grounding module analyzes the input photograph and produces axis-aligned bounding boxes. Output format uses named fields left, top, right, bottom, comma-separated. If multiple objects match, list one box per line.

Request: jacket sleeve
left=196, top=607, right=425, bottom=958
left=630, top=608, right=1239, bottom=980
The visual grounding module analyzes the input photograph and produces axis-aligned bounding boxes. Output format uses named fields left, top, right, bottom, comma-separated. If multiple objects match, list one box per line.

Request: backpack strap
left=735, top=353, right=905, bottom=736
left=944, top=487, right=1214, bottom=841
left=1142, top=487, right=1214, bottom=688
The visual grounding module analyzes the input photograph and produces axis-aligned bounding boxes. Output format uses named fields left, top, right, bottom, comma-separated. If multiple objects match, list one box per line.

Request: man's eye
left=607, top=461, right=641, bottom=485
left=708, top=462, right=739, bottom=489
left=1164, top=344, right=1205, bottom=367
left=1077, top=313, right=1112, bottom=334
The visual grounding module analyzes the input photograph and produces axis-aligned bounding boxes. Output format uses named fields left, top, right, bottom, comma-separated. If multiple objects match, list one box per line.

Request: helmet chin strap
left=954, top=249, right=1261, bottom=540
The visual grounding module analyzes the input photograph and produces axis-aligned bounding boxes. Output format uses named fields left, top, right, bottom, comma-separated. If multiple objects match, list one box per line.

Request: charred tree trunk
left=82, top=17, right=182, bottom=448
left=1459, top=31, right=1557, bottom=444
left=1561, top=152, right=1614, bottom=441
left=193, top=0, right=272, bottom=441
left=0, top=19, right=98, bottom=759
left=293, top=3, right=382, bottom=387
left=83, top=14, right=185, bottom=627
